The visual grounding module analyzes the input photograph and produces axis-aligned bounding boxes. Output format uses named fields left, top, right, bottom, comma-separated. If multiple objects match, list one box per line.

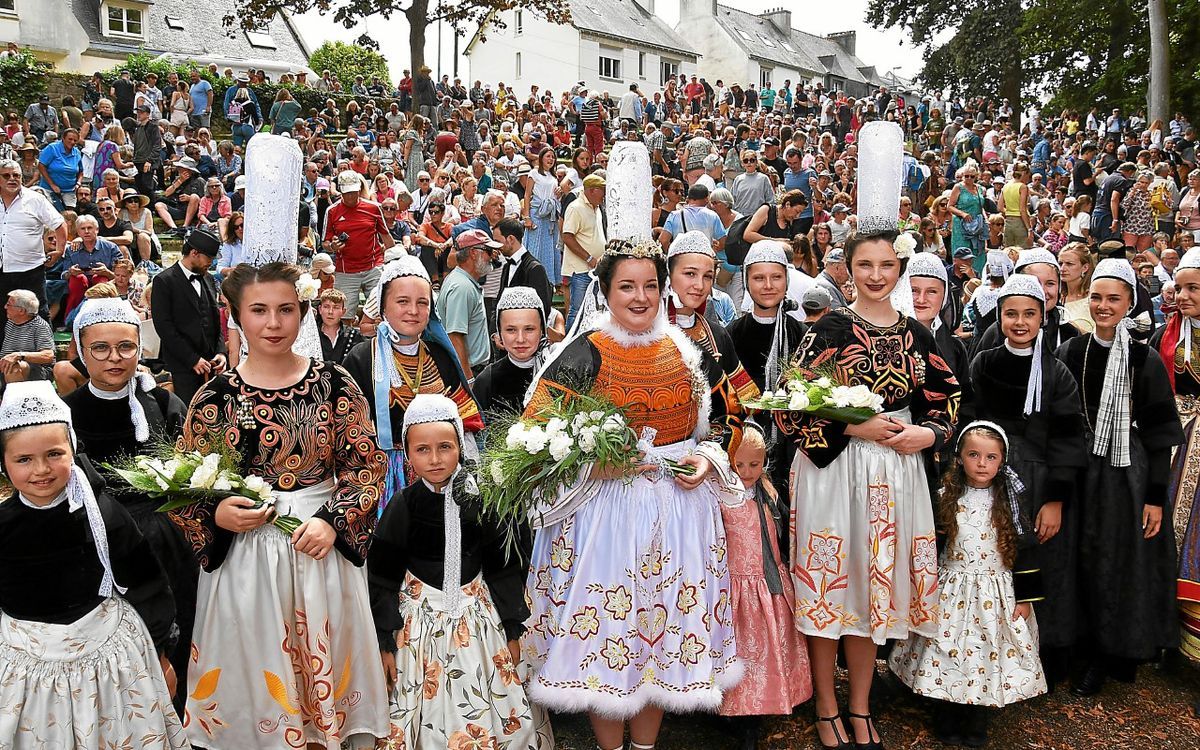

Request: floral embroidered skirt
left=184, top=481, right=388, bottom=750
left=718, top=498, right=812, bottom=716
left=889, top=570, right=1047, bottom=707
left=523, top=441, right=742, bottom=718
left=377, top=573, right=553, bottom=750
left=0, top=597, right=188, bottom=750
left=790, top=424, right=940, bottom=643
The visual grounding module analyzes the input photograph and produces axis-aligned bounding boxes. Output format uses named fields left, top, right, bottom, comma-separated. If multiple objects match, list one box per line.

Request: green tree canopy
left=308, top=40, right=390, bottom=84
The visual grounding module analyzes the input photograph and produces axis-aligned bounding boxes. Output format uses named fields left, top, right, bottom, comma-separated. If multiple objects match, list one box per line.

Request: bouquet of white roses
left=481, top=391, right=690, bottom=531
left=104, top=446, right=302, bottom=535
left=742, top=369, right=885, bottom=425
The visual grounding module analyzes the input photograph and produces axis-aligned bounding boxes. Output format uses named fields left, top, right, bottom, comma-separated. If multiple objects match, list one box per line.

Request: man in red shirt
left=323, top=170, right=396, bottom=318
left=684, top=75, right=705, bottom=115
left=398, top=69, right=413, bottom=111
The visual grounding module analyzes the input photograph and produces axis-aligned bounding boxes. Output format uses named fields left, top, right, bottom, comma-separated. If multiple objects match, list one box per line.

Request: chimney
left=760, top=7, right=792, bottom=34
left=827, top=30, right=857, bottom=57
left=678, top=0, right=717, bottom=18
left=632, top=0, right=655, bottom=15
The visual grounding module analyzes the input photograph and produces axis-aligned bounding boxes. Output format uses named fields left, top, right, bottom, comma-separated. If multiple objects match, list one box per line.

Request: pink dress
left=719, top=483, right=813, bottom=716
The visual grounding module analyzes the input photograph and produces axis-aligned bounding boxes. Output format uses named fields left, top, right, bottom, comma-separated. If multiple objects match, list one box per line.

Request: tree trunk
left=406, top=0, right=428, bottom=76
left=1147, top=0, right=1170, bottom=122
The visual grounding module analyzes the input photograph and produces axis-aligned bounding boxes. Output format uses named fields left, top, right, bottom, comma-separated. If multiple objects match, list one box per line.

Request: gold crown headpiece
left=602, top=238, right=664, bottom=260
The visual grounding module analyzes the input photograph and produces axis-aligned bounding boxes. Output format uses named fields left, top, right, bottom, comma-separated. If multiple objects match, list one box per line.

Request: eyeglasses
left=742, top=158, right=758, bottom=164
left=382, top=207, right=397, bottom=212
left=86, top=341, right=140, bottom=360
left=419, top=177, right=430, bottom=182
left=233, top=223, right=244, bottom=230
left=428, top=207, right=444, bottom=213
left=0, top=174, right=19, bottom=181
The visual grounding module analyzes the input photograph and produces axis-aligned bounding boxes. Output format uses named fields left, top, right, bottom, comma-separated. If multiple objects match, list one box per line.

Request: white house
left=676, top=1, right=888, bottom=99
left=5, top=0, right=309, bottom=76
left=464, top=0, right=698, bottom=97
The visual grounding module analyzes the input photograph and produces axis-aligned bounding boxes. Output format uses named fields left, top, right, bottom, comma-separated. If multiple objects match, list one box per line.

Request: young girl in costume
left=369, top=393, right=552, bottom=749
left=719, top=421, right=812, bottom=750
left=890, top=421, right=1047, bottom=747
left=968, top=272, right=1088, bottom=688
left=0, top=381, right=186, bottom=749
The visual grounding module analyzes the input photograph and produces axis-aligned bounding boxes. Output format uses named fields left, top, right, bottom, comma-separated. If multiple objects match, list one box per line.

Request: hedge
left=0, top=51, right=53, bottom=113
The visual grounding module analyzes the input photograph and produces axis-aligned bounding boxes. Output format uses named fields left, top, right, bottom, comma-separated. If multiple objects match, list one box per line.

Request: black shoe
left=960, top=706, right=989, bottom=748
left=932, top=702, right=963, bottom=745
left=1071, top=664, right=1107, bottom=697
left=815, top=713, right=852, bottom=749
left=738, top=716, right=761, bottom=750
left=846, top=712, right=883, bottom=750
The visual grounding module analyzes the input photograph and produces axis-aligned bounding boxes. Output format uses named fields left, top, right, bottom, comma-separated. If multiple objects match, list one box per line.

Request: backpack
left=1150, top=180, right=1172, bottom=216
left=723, top=211, right=756, bottom=265
left=903, top=155, right=927, bottom=193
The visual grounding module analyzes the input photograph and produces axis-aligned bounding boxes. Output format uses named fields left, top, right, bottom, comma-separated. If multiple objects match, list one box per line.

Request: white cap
left=907, top=252, right=947, bottom=286
left=668, top=230, right=716, bottom=260
left=743, top=239, right=789, bottom=268
left=336, top=170, right=362, bottom=193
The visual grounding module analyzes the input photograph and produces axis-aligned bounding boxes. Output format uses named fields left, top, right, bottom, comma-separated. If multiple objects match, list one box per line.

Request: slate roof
left=712, top=4, right=883, bottom=86
left=567, top=0, right=697, bottom=58
left=71, top=0, right=309, bottom=67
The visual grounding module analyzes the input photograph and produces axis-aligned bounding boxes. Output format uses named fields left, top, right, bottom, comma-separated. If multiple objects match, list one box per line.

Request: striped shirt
left=580, top=99, right=601, bottom=123
left=1, top=316, right=53, bottom=380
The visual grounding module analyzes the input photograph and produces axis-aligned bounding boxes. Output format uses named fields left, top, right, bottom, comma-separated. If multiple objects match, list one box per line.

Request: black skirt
left=1009, top=435, right=1079, bottom=650
left=1078, top=434, right=1180, bottom=659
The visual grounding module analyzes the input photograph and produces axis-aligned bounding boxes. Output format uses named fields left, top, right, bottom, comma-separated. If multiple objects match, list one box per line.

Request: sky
left=290, top=0, right=930, bottom=84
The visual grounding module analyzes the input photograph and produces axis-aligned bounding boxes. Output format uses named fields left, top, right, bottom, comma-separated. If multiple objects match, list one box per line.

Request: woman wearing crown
left=777, top=123, right=961, bottom=750
left=520, top=237, right=746, bottom=750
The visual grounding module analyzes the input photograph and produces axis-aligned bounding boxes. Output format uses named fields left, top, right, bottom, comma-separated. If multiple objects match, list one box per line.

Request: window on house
left=165, top=16, right=185, bottom=30
left=0, top=0, right=15, bottom=13
left=660, top=59, right=678, bottom=86
left=515, top=52, right=522, bottom=79
left=759, top=35, right=776, bottom=48
left=106, top=4, right=144, bottom=37
left=760, top=67, right=773, bottom=90
left=638, top=52, right=645, bottom=78
left=780, top=41, right=796, bottom=53
left=598, top=51, right=621, bottom=81
left=514, top=10, right=523, bottom=35
left=736, top=30, right=754, bottom=42
left=245, top=29, right=277, bottom=49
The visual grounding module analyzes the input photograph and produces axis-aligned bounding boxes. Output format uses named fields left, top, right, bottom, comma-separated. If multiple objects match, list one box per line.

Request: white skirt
left=790, top=411, right=940, bottom=643
left=888, top=568, right=1048, bottom=707
left=184, top=480, right=388, bottom=750
left=0, top=597, right=188, bottom=750
left=523, top=439, right=743, bottom=718
left=380, top=573, right=553, bottom=750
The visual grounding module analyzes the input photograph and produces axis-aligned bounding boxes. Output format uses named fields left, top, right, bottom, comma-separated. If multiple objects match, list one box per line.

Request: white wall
left=466, top=10, right=582, bottom=95
left=11, top=0, right=94, bottom=71
left=673, top=11, right=751, bottom=87
left=576, top=35, right=696, bottom=94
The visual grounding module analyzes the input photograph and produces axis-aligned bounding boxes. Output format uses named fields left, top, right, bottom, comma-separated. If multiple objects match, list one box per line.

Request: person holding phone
left=60, top=213, right=122, bottom=317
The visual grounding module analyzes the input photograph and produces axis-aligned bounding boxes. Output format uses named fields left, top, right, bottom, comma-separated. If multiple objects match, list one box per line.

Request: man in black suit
left=151, top=228, right=227, bottom=403
left=495, top=216, right=553, bottom=324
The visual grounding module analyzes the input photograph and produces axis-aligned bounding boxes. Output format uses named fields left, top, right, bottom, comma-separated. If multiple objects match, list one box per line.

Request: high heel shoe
left=846, top=712, right=884, bottom=750
left=815, top=713, right=852, bottom=749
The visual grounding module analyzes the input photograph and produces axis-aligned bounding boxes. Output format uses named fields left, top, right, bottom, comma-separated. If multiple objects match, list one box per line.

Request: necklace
left=1082, top=336, right=1095, bottom=432
left=395, top=341, right=428, bottom=395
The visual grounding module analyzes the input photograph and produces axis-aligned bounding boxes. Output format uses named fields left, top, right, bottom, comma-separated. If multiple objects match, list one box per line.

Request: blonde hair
left=85, top=282, right=119, bottom=299
left=736, top=426, right=777, bottom=502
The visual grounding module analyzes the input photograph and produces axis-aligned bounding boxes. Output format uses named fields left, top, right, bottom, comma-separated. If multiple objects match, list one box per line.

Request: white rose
left=892, top=233, right=917, bottom=259
left=572, top=413, right=589, bottom=431
left=295, top=273, right=321, bottom=302
left=242, top=475, right=274, bottom=504
left=523, top=426, right=549, bottom=454
left=213, top=473, right=234, bottom=492
left=153, top=474, right=170, bottom=491
left=601, top=415, right=624, bottom=433
left=815, top=377, right=832, bottom=389
left=828, top=386, right=854, bottom=408
left=505, top=422, right=527, bottom=450
left=589, top=410, right=606, bottom=422
left=786, top=380, right=803, bottom=392
left=189, top=454, right=221, bottom=489
left=788, top=391, right=810, bottom=411
left=846, top=385, right=878, bottom=410
left=548, top=432, right=574, bottom=462
left=545, top=417, right=568, bottom=437
left=578, top=430, right=597, bottom=453
left=162, top=458, right=183, bottom=481
left=761, top=390, right=774, bottom=401
left=490, top=461, right=506, bottom=485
